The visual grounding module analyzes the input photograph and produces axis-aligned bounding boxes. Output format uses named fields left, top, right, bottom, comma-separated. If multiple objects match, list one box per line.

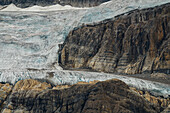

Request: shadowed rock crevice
left=59, top=3, right=170, bottom=74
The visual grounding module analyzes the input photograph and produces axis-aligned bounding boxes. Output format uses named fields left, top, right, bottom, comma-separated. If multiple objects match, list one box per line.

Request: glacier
left=0, top=0, right=170, bottom=97
left=0, top=69, right=170, bottom=97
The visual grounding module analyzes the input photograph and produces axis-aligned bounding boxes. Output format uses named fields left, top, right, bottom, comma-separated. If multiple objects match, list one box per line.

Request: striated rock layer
left=0, top=0, right=109, bottom=8
left=1, top=79, right=163, bottom=113
left=59, top=3, right=170, bottom=74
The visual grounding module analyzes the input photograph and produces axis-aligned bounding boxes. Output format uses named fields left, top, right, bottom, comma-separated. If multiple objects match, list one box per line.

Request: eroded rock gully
left=59, top=3, right=170, bottom=75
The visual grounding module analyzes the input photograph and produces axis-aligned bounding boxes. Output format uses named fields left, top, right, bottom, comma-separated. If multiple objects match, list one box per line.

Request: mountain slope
left=1, top=79, right=161, bottom=113
left=59, top=3, right=170, bottom=74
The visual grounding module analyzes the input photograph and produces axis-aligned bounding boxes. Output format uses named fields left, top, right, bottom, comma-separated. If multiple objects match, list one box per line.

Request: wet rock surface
left=0, top=0, right=109, bottom=8
left=59, top=3, right=170, bottom=75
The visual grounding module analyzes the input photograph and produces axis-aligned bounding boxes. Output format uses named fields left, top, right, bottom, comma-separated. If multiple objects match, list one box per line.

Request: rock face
left=0, top=0, right=109, bottom=8
left=162, top=105, right=170, bottom=113
left=12, top=79, right=51, bottom=92
left=59, top=3, right=170, bottom=74
left=150, top=73, right=169, bottom=79
left=0, top=83, right=13, bottom=110
left=130, top=87, right=170, bottom=111
left=2, top=79, right=160, bottom=113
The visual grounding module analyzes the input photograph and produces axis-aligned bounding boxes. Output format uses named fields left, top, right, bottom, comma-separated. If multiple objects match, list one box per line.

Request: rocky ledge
left=59, top=3, right=170, bottom=75
left=1, top=79, right=169, bottom=113
left=0, top=0, right=109, bottom=8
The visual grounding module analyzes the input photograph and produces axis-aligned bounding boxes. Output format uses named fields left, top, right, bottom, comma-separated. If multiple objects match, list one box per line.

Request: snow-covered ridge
left=0, top=3, right=89, bottom=12
left=1, top=0, right=170, bottom=12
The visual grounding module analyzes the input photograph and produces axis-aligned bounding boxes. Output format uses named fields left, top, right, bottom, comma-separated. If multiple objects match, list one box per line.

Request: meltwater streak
left=0, top=0, right=170, bottom=96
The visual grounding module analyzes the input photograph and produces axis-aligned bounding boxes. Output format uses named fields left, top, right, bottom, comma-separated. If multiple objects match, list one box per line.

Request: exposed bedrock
left=1, top=79, right=164, bottom=113
left=59, top=3, right=170, bottom=74
left=0, top=0, right=109, bottom=8
left=0, top=83, right=13, bottom=111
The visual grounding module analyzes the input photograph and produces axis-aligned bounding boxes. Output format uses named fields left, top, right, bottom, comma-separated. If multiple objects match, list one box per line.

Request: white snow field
left=0, top=0, right=170, bottom=96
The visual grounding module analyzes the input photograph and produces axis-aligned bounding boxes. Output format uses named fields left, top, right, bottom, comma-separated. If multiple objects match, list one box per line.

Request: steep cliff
left=1, top=79, right=162, bottom=113
left=59, top=3, right=170, bottom=74
left=0, top=0, right=109, bottom=8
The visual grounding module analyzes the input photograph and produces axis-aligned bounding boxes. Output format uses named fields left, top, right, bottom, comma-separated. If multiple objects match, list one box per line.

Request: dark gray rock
left=59, top=3, right=170, bottom=74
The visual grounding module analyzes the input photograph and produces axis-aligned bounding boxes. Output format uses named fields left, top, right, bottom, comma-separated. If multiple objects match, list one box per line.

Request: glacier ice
left=1, top=0, right=170, bottom=70
left=0, top=69, right=169, bottom=97
left=0, top=0, right=170, bottom=96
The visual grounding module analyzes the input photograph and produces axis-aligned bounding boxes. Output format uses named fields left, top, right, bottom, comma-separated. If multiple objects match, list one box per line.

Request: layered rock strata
left=1, top=79, right=167, bottom=113
left=59, top=3, right=170, bottom=74
left=0, top=0, right=109, bottom=8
